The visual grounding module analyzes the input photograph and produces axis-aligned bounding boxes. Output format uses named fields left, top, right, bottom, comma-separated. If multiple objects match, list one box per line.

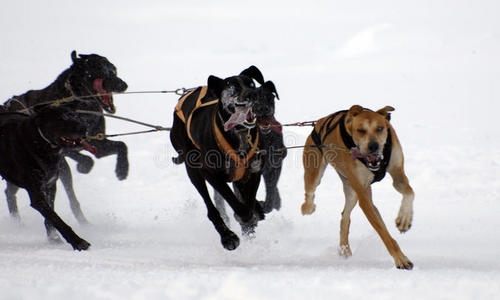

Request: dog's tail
left=172, top=155, right=184, bottom=165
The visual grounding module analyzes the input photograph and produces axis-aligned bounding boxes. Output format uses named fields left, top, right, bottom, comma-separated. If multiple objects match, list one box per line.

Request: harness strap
left=37, top=127, right=58, bottom=149
left=310, top=110, right=347, bottom=154
left=212, top=114, right=259, bottom=182
left=175, top=86, right=217, bottom=149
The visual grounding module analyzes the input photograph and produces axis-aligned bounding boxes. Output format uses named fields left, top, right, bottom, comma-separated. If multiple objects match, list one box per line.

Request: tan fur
left=302, top=105, right=415, bottom=270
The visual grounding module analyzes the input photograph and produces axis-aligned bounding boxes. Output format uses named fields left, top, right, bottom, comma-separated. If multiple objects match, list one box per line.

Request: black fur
left=215, top=74, right=286, bottom=220
left=0, top=106, right=91, bottom=250
left=170, top=67, right=269, bottom=251
left=3, top=50, right=128, bottom=224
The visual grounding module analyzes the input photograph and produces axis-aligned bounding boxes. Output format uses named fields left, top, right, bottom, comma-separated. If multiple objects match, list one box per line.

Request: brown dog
left=301, top=105, right=414, bottom=270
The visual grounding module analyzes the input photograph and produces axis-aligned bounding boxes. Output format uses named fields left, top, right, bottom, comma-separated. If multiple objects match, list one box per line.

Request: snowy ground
left=1, top=1, right=500, bottom=299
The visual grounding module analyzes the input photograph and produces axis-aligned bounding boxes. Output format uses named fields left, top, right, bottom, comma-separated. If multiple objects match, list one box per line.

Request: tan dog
left=301, top=105, right=414, bottom=269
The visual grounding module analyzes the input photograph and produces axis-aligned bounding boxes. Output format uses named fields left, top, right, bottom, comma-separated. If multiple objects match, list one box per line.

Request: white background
left=1, top=1, right=499, bottom=299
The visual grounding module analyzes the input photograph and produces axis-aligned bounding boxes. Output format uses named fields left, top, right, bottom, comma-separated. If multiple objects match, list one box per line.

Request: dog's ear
left=263, top=81, right=279, bottom=100
left=376, top=106, right=395, bottom=121
left=347, top=105, right=364, bottom=118
left=345, top=105, right=364, bottom=132
left=207, top=75, right=225, bottom=98
left=71, top=50, right=79, bottom=63
left=240, top=66, right=265, bottom=85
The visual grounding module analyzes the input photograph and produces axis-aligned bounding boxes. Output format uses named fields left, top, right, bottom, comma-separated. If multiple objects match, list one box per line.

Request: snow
left=1, top=0, right=500, bottom=299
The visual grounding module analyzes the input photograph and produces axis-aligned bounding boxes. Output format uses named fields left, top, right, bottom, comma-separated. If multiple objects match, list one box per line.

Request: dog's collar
left=37, top=127, right=58, bottom=149
left=310, top=111, right=392, bottom=183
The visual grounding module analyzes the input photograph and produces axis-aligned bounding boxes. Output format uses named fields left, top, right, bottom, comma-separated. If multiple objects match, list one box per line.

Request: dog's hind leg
left=27, top=186, right=90, bottom=251
left=186, top=166, right=240, bottom=251
left=233, top=174, right=263, bottom=236
left=387, top=143, right=415, bottom=233
left=301, top=137, right=327, bottom=215
left=338, top=175, right=358, bottom=258
left=59, top=159, right=89, bottom=225
left=5, top=182, right=20, bottom=219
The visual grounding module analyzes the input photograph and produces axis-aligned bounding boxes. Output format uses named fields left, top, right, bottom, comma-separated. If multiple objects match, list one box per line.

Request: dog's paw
left=337, top=245, right=352, bottom=258
left=76, top=156, right=94, bottom=174
left=47, top=233, right=64, bottom=244
left=115, top=161, right=129, bottom=181
left=72, top=238, right=91, bottom=251
left=301, top=202, right=316, bottom=215
left=262, top=191, right=281, bottom=214
left=396, top=207, right=413, bottom=233
left=394, top=255, right=413, bottom=270
left=221, top=232, right=240, bottom=251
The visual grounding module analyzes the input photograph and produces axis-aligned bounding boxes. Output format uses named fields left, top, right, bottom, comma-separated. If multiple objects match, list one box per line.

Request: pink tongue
left=351, top=148, right=378, bottom=162
left=81, top=140, right=97, bottom=155
left=92, top=78, right=112, bottom=108
left=224, top=106, right=251, bottom=131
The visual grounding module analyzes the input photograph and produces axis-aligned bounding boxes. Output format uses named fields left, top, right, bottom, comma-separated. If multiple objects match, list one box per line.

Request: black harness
left=310, top=110, right=392, bottom=183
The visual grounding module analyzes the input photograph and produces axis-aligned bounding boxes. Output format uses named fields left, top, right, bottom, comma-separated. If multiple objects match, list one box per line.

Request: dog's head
left=69, top=50, right=128, bottom=114
left=345, top=105, right=394, bottom=171
left=254, top=80, right=281, bottom=134
left=34, top=105, right=95, bottom=153
left=207, top=66, right=265, bottom=131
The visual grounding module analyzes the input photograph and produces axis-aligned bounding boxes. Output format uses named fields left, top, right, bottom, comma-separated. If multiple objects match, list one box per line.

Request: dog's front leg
left=92, top=139, right=129, bottom=180
left=43, top=184, right=63, bottom=244
left=301, top=136, right=328, bottom=215
left=187, top=167, right=240, bottom=250
left=65, top=151, right=94, bottom=174
left=27, top=187, right=90, bottom=251
left=345, top=163, right=413, bottom=270
left=388, top=142, right=415, bottom=233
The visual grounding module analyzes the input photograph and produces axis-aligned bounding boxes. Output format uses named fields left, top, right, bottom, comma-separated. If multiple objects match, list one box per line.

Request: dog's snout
left=368, top=142, right=379, bottom=153
left=104, top=77, right=128, bottom=92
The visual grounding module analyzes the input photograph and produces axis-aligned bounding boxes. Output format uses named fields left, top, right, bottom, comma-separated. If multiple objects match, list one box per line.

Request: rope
left=13, top=87, right=197, bottom=114
left=75, top=110, right=170, bottom=131
left=85, top=129, right=170, bottom=141
left=281, top=144, right=351, bottom=153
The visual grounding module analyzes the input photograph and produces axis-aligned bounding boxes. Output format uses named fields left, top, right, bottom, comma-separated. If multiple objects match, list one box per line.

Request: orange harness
left=175, top=87, right=260, bottom=181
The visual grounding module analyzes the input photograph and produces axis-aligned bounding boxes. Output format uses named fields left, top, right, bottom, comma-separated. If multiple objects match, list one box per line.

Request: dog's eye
left=357, top=129, right=367, bottom=135
left=377, top=126, right=384, bottom=132
left=249, top=82, right=255, bottom=88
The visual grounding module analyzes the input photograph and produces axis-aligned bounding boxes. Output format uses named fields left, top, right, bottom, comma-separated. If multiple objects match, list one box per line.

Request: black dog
left=170, top=66, right=272, bottom=250
left=0, top=106, right=93, bottom=250
left=214, top=78, right=286, bottom=221
left=3, top=50, right=128, bottom=224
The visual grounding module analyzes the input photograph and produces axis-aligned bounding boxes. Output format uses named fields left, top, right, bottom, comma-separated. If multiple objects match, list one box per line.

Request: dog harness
left=175, top=87, right=260, bottom=181
left=310, top=110, right=392, bottom=183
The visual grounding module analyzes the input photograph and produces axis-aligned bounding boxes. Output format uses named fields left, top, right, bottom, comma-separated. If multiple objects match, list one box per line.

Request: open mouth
left=351, top=148, right=383, bottom=171
left=257, top=116, right=282, bottom=134
left=59, top=137, right=97, bottom=154
left=93, top=78, right=116, bottom=114
left=223, top=105, right=256, bottom=131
